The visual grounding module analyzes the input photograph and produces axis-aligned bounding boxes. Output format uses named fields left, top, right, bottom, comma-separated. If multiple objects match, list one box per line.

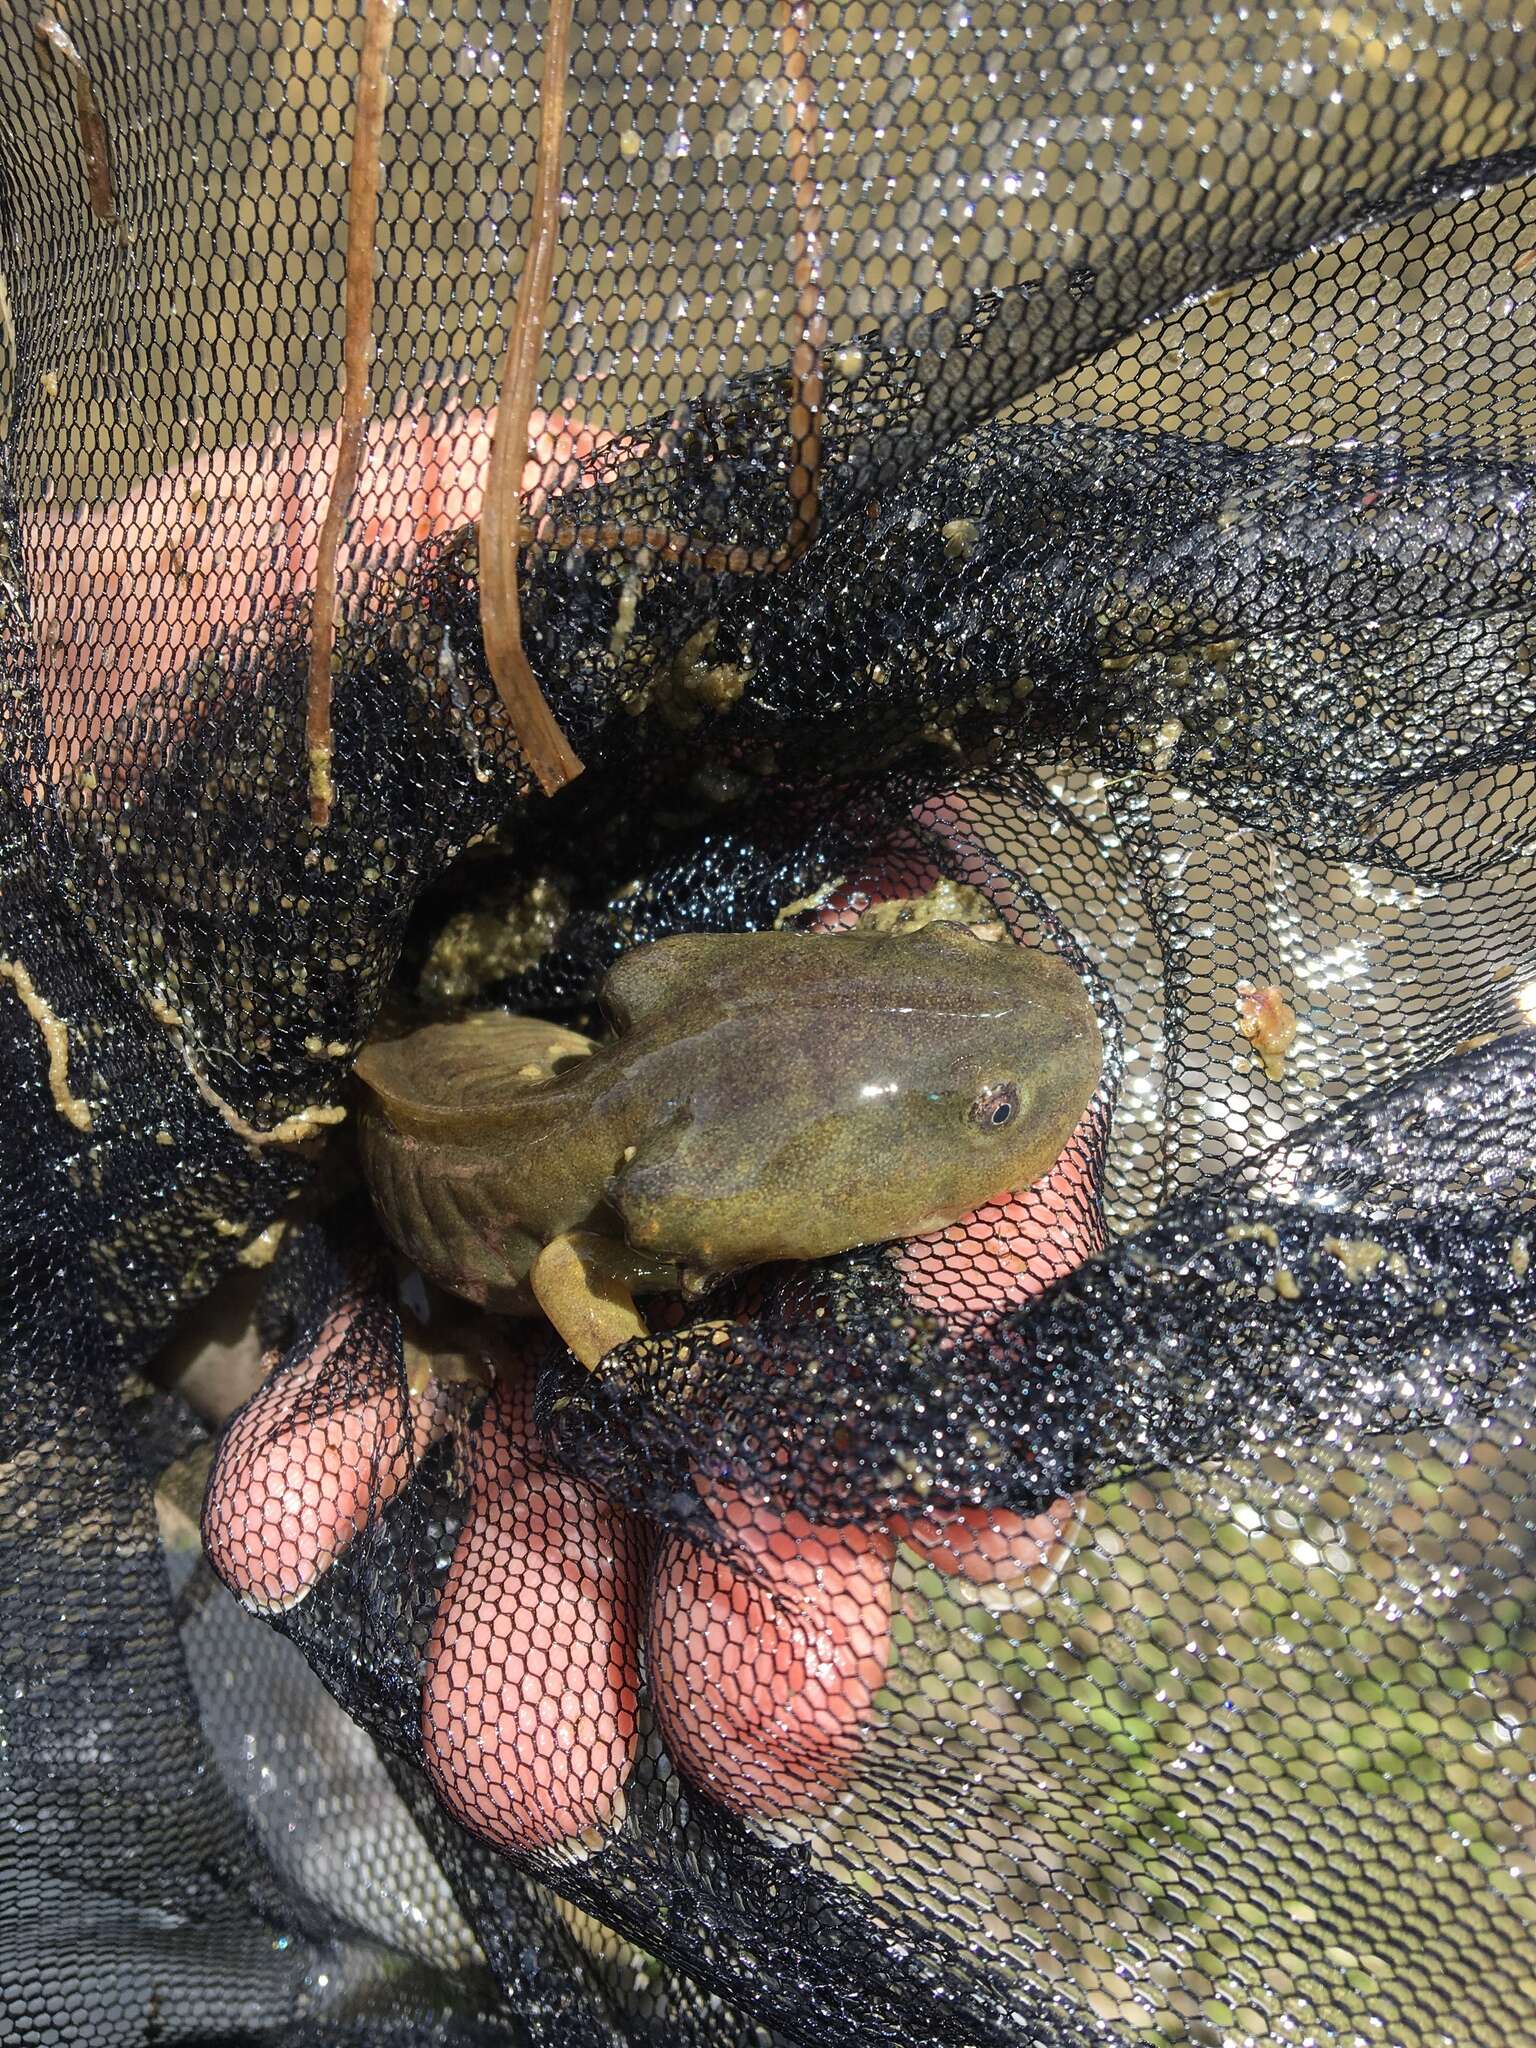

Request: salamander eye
left=970, top=1081, right=1021, bottom=1131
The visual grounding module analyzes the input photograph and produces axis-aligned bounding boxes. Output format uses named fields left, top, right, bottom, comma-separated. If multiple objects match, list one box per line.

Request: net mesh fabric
left=0, top=3, right=1533, bottom=2044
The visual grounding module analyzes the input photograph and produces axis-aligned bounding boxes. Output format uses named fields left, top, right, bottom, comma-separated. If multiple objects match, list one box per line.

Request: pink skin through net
left=29, top=406, right=609, bottom=771
left=202, top=1261, right=449, bottom=1616
left=162, top=412, right=1100, bottom=1846
left=421, top=1361, right=645, bottom=1855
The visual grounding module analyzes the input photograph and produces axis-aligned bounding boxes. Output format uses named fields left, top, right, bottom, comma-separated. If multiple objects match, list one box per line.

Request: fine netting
left=0, top=3, right=1533, bottom=2045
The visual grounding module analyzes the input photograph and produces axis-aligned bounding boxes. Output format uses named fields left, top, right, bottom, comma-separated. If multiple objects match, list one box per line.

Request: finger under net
left=420, top=1363, right=645, bottom=1855
left=648, top=1490, right=896, bottom=1826
left=305, top=0, right=401, bottom=828
left=203, top=1261, right=436, bottom=1614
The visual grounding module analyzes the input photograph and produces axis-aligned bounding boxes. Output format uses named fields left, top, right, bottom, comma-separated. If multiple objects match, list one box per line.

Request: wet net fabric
left=1, top=3, right=1534, bottom=2044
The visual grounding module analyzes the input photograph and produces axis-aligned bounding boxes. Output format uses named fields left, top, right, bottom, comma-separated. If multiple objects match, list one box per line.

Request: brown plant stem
left=306, top=0, right=399, bottom=829
left=478, top=0, right=585, bottom=798
left=34, top=10, right=117, bottom=223
left=482, top=0, right=825, bottom=794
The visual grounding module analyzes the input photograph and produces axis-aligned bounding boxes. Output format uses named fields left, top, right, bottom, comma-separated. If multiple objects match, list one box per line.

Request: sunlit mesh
left=0, top=3, right=1533, bottom=2044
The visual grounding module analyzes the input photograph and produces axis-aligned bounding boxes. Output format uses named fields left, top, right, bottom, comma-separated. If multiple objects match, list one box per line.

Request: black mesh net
left=1, top=3, right=1533, bottom=2043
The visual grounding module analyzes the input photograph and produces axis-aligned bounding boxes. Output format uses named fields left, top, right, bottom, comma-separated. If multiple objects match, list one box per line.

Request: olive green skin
left=355, top=923, right=1101, bottom=1312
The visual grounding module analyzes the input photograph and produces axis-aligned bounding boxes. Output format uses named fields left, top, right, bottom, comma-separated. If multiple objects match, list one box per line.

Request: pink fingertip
left=203, top=1284, right=417, bottom=1614
left=649, top=1485, right=894, bottom=1822
left=420, top=1371, right=643, bottom=1856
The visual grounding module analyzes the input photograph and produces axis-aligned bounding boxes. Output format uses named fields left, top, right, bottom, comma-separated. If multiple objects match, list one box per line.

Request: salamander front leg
left=529, top=1231, right=679, bottom=1370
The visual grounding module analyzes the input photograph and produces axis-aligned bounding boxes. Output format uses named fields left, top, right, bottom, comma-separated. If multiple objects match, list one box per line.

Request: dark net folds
left=0, top=3, right=1533, bottom=2044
